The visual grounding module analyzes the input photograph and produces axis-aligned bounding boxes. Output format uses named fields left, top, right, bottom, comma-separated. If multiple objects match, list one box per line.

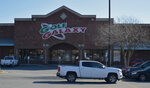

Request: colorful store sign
left=40, top=22, right=87, bottom=40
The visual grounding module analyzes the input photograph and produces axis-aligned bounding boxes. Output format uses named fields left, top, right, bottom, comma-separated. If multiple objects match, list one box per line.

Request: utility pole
left=108, top=0, right=111, bottom=67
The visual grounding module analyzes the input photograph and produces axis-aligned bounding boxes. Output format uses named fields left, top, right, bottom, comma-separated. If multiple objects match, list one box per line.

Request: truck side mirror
left=102, top=66, right=105, bottom=69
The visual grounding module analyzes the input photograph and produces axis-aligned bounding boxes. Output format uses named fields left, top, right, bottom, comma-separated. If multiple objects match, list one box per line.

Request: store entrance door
left=48, top=43, right=79, bottom=64
left=58, top=50, right=72, bottom=62
left=49, top=49, right=79, bottom=64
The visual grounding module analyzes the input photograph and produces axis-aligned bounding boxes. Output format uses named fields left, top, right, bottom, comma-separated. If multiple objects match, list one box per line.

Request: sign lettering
left=40, top=23, right=87, bottom=40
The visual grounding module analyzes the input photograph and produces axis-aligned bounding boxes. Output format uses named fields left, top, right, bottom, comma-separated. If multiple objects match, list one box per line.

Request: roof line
left=96, top=18, right=114, bottom=21
left=15, top=18, right=32, bottom=21
left=0, top=23, right=14, bottom=26
left=32, top=5, right=96, bottom=18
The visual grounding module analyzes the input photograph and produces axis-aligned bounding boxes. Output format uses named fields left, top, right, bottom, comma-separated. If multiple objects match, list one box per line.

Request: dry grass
left=0, top=70, right=7, bottom=74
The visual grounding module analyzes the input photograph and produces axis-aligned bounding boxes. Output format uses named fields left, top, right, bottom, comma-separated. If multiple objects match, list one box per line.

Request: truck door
left=91, top=62, right=107, bottom=78
left=80, top=62, right=107, bottom=78
left=80, top=62, right=93, bottom=78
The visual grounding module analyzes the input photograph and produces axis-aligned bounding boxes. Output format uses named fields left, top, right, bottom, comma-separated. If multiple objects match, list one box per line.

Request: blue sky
left=0, top=0, right=150, bottom=23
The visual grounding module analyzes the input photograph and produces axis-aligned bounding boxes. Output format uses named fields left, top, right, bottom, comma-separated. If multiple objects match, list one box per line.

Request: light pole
left=108, top=0, right=111, bottom=66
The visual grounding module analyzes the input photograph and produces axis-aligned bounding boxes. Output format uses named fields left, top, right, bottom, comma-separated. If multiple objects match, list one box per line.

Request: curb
left=20, top=64, right=58, bottom=67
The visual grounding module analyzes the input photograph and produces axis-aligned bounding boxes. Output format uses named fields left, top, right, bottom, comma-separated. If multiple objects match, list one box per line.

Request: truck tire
left=106, top=74, right=117, bottom=83
left=139, top=74, right=146, bottom=81
left=66, top=73, right=76, bottom=83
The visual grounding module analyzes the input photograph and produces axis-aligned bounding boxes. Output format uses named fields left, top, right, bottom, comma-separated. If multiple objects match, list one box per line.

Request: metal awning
left=114, top=43, right=150, bottom=50
left=0, top=39, right=14, bottom=46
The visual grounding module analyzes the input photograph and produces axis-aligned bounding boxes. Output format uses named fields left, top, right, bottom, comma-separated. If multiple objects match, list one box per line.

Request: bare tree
left=97, top=17, right=150, bottom=67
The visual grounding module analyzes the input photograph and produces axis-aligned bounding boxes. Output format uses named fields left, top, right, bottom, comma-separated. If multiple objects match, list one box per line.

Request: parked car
left=0, top=56, right=19, bottom=66
left=122, top=62, right=142, bottom=76
left=57, top=60, right=123, bottom=83
left=130, top=66, right=150, bottom=81
left=122, top=59, right=144, bottom=75
left=130, top=58, right=144, bottom=66
left=125, top=61, right=150, bottom=78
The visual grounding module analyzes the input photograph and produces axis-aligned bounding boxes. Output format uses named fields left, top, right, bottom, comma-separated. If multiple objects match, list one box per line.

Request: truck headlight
left=118, top=69, right=122, bottom=73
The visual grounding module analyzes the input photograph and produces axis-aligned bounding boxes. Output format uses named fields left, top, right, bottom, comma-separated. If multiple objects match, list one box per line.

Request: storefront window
left=84, top=49, right=106, bottom=63
left=72, top=50, right=79, bottom=62
left=19, top=49, right=43, bottom=63
left=51, top=50, right=58, bottom=61
left=9, top=48, right=14, bottom=56
left=114, top=50, right=121, bottom=62
left=49, top=49, right=79, bottom=64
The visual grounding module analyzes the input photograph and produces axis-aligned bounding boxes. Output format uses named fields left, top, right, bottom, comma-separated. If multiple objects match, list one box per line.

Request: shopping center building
left=0, top=6, right=150, bottom=65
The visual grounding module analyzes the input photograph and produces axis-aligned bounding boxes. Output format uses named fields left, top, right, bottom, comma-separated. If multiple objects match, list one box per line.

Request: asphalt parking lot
left=0, top=65, right=150, bottom=88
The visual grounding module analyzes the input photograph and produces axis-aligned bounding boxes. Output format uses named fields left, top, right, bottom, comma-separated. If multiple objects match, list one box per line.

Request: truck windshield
left=5, top=56, right=13, bottom=60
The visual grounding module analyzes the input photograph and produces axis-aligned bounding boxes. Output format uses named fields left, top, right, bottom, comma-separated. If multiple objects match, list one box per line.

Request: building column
left=15, top=49, right=19, bottom=58
left=44, top=48, right=48, bottom=64
left=78, top=44, right=85, bottom=60
left=43, top=43, right=49, bottom=64
left=79, top=49, right=83, bottom=60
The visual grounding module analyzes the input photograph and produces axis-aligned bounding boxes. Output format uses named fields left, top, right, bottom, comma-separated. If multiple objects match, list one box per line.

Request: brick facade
left=0, top=24, right=14, bottom=38
left=0, top=6, right=150, bottom=65
left=14, top=8, right=109, bottom=50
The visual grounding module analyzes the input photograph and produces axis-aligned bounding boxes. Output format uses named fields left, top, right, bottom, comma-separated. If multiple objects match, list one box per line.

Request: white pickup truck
left=57, top=60, right=123, bottom=83
left=1, top=56, right=19, bottom=66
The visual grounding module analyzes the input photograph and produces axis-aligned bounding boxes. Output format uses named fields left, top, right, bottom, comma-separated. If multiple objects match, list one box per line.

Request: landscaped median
left=0, top=70, right=7, bottom=74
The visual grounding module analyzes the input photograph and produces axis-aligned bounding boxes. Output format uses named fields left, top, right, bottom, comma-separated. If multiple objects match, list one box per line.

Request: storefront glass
left=9, top=48, right=14, bottom=56
left=113, top=50, right=121, bottom=62
left=19, top=49, right=44, bottom=64
left=49, top=49, right=79, bottom=64
left=84, top=49, right=106, bottom=64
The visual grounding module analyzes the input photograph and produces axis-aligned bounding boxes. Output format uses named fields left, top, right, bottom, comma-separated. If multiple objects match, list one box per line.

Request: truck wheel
left=105, top=78, right=108, bottom=82
left=66, top=73, right=76, bottom=83
left=139, top=74, right=146, bottom=81
left=106, top=74, right=117, bottom=83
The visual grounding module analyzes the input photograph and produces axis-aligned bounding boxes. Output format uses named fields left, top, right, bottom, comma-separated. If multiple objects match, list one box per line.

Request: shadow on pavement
left=33, top=81, right=115, bottom=85
left=23, top=76, right=59, bottom=80
left=121, top=78, right=150, bottom=83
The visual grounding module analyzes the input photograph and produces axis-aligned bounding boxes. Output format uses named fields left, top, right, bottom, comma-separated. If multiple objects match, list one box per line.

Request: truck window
left=92, top=62, right=103, bottom=68
left=82, top=62, right=93, bottom=67
left=82, top=62, right=103, bottom=68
